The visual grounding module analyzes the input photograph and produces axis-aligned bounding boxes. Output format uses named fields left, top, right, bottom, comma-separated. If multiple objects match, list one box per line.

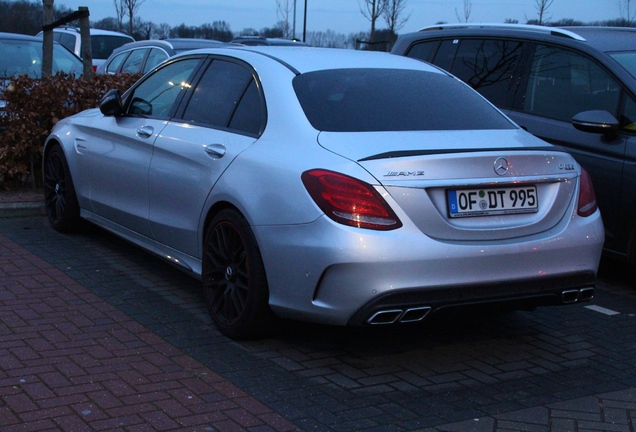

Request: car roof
left=231, top=36, right=309, bottom=46
left=109, top=38, right=229, bottom=57
left=0, top=32, right=42, bottom=41
left=182, top=46, right=444, bottom=75
left=560, top=26, right=636, bottom=52
left=53, top=27, right=134, bottom=38
left=396, top=24, right=636, bottom=54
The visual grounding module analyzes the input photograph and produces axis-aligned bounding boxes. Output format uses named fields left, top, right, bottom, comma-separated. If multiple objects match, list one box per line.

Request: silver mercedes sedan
left=43, top=46, right=604, bottom=339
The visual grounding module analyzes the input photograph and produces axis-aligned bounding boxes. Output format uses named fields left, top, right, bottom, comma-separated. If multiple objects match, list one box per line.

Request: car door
left=147, top=57, right=265, bottom=257
left=507, top=44, right=626, bottom=250
left=86, top=57, right=203, bottom=236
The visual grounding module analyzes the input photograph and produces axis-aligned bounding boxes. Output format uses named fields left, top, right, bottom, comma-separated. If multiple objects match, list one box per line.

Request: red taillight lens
left=92, top=65, right=97, bottom=72
left=302, top=169, right=402, bottom=230
left=577, top=167, right=597, bottom=217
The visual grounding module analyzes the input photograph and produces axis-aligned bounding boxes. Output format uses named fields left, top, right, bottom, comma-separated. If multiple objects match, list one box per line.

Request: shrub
left=0, top=72, right=142, bottom=187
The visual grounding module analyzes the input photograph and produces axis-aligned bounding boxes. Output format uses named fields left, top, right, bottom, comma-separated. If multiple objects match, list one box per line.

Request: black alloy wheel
left=43, top=144, right=80, bottom=232
left=203, top=209, right=274, bottom=339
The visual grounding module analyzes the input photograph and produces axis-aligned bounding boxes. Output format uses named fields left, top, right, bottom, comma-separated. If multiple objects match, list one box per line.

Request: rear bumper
left=347, top=271, right=595, bottom=326
left=255, top=209, right=604, bottom=326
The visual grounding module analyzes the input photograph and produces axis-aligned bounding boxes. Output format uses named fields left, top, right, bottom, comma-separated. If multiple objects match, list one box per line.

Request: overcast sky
left=56, top=0, right=626, bottom=35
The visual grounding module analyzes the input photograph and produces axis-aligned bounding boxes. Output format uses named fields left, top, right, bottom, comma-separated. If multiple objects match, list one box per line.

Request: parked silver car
left=43, top=46, right=604, bottom=339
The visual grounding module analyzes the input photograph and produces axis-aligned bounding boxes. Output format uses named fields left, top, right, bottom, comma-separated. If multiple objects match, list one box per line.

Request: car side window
left=121, top=48, right=148, bottom=74
left=58, top=33, right=76, bottom=53
left=522, top=45, right=620, bottom=122
left=621, top=95, right=636, bottom=132
left=430, top=39, right=460, bottom=72
left=144, top=48, right=168, bottom=73
left=182, top=59, right=264, bottom=135
left=127, top=58, right=200, bottom=119
left=405, top=40, right=438, bottom=63
left=106, top=51, right=129, bottom=74
left=449, top=39, right=523, bottom=108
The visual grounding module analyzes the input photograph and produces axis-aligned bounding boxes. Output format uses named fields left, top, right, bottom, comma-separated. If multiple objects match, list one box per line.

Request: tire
left=43, top=144, right=81, bottom=233
left=202, top=209, right=275, bottom=339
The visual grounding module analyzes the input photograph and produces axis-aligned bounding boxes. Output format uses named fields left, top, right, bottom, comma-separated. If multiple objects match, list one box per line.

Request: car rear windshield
left=609, top=51, right=636, bottom=79
left=0, top=39, right=82, bottom=78
left=293, top=68, right=515, bottom=132
left=92, top=35, right=134, bottom=60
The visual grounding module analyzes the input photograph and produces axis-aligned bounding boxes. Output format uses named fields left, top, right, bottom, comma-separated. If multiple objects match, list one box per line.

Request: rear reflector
left=577, top=168, right=597, bottom=217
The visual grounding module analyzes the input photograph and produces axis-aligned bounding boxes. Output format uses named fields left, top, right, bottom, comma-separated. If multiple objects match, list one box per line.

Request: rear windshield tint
left=293, top=68, right=515, bottom=132
left=91, top=35, right=134, bottom=60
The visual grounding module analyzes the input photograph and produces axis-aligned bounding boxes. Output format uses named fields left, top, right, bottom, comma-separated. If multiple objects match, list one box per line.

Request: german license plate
left=447, top=186, right=538, bottom=218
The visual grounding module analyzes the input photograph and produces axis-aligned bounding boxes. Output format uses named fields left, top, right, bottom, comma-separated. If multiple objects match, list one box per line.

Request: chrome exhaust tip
left=366, top=306, right=432, bottom=325
left=579, top=287, right=595, bottom=302
left=562, top=289, right=580, bottom=304
left=367, top=309, right=403, bottom=325
left=400, top=306, right=431, bottom=323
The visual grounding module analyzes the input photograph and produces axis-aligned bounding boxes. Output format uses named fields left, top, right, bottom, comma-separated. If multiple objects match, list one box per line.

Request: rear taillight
left=302, top=169, right=402, bottom=230
left=577, top=167, right=597, bottom=217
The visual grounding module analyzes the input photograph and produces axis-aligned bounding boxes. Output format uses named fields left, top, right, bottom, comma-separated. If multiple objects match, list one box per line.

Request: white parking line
left=584, top=305, right=620, bottom=315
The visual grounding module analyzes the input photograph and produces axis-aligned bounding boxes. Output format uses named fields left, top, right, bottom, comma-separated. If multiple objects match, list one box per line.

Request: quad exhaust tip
left=562, top=287, right=595, bottom=304
left=367, top=306, right=432, bottom=325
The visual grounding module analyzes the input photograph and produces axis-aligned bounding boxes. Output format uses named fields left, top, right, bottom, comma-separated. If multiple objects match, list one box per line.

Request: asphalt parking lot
left=1, top=214, right=635, bottom=431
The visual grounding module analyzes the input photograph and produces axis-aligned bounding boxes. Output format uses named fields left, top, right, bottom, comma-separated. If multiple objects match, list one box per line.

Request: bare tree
left=358, top=0, right=387, bottom=41
left=618, top=0, right=635, bottom=25
left=276, top=0, right=293, bottom=38
left=124, top=0, right=146, bottom=36
left=535, top=0, right=554, bottom=25
left=455, top=0, right=472, bottom=23
left=384, top=0, right=410, bottom=33
left=112, top=0, right=126, bottom=32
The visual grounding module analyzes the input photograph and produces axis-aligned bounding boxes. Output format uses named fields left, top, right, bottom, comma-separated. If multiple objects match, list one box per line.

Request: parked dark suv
left=392, top=24, right=636, bottom=264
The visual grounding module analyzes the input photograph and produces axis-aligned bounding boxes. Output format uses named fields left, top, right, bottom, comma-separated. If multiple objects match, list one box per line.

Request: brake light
left=302, top=169, right=402, bottom=230
left=577, top=167, right=597, bottom=217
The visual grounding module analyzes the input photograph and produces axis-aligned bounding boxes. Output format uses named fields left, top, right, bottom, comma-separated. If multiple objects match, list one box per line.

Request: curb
left=0, top=201, right=46, bottom=218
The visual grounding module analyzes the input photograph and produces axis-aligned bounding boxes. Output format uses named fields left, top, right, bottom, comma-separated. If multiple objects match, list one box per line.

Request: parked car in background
left=392, top=24, right=636, bottom=265
left=96, top=38, right=229, bottom=75
left=43, top=46, right=603, bottom=339
left=0, top=32, right=83, bottom=118
left=230, top=35, right=309, bottom=46
left=37, top=27, right=134, bottom=71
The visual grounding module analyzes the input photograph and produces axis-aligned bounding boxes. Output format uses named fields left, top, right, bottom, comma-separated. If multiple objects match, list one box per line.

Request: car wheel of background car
left=43, top=144, right=81, bottom=233
left=202, top=209, right=274, bottom=339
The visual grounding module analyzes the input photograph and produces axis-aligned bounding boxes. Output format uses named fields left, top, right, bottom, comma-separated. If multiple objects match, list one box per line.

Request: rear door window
left=105, top=51, right=129, bottom=74
left=121, top=48, right=148, bottom=74
left=181, top=59, right=264, bottom=135
left=144, top=48, right=169, bottom=73
left=449, top=39, right=523, bottom=108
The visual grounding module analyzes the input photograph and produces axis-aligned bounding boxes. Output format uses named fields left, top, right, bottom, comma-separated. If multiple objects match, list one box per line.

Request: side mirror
left=99, top=89, right=123, bottom=116
left=571, top=110, right=619, bottom=138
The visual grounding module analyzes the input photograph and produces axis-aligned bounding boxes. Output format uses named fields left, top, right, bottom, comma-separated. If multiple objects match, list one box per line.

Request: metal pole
left=303, top=0, right=307, bottom=42
left=293, top=0, right=297, bottom=40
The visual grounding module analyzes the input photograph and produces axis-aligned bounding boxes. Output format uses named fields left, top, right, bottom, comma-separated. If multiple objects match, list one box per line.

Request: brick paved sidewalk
left=0, top=233, right=298, bottom=431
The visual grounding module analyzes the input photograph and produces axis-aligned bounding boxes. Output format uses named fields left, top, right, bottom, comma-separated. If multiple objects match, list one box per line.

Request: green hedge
left=0, top=73, right=142, bottom=187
